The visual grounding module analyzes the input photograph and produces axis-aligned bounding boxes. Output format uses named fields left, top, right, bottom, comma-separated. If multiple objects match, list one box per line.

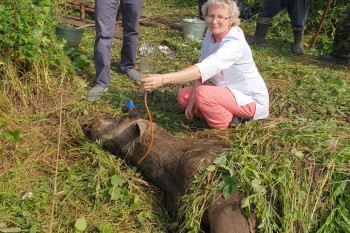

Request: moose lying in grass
left=84, top=109, right=256, bottom=233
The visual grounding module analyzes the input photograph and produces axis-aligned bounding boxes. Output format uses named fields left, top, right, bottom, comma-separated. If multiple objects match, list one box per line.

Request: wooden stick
left=310, top=0, right=333, bottom=48
left=79, top=2, right=86, bottom=21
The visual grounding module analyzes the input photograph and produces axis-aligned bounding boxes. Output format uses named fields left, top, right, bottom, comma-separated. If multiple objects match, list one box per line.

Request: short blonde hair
left=202, top=0, right=241, bottom=26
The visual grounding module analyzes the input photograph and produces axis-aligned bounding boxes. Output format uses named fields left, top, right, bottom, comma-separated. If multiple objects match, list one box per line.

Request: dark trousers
left=258, top=0, right=309, bottom=29
left=333, top=6, right=350, bottom=59
left=198, top=0, right=207, bottom=19
left=93, top=0, right=142, bottom=88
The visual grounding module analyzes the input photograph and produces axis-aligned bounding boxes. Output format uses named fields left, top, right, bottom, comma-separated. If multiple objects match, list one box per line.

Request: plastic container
left=182, top=18, right=207, bottom=41
left=56, top=25, right=85, bottom=49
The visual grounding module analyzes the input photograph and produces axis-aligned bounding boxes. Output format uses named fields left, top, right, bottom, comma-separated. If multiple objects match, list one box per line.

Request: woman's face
left=206, top=5, right=232, bottom=39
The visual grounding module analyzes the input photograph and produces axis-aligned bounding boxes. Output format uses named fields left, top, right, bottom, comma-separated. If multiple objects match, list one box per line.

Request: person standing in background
left=246, top=0, right=310, bottom=55
left=199, top=0, right=257, bottom=20
left=320, top=6, right=350, bottom=67
left=198, top=0, right=207, bottom=19
left=87, top=0, right=142, bottom=101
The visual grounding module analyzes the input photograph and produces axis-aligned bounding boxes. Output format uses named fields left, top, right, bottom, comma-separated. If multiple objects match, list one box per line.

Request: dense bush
left=0, top=0, right=73, bottom=106
left=0, top=0, right=66, bottom=66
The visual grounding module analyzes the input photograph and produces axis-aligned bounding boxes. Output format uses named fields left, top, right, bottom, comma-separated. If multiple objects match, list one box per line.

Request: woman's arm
left=185, top=80, right=202, bottom=120
left=141, top=65, right=201, bottom=91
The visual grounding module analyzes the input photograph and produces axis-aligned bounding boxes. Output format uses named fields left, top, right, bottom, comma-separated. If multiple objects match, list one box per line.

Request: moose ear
left=134, top=120, right=149, bottom=142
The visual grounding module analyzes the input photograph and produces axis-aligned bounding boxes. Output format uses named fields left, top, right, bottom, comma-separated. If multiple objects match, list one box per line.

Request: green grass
left=0, top=0, right=349, bottom=232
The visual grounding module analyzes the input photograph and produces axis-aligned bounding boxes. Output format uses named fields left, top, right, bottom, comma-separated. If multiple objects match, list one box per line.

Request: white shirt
left=195, top=26, right=269, bottom=120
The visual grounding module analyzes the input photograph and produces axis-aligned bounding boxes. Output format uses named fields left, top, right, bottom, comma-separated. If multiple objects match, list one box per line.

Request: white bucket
left=182, top=18, right=207, bottom=41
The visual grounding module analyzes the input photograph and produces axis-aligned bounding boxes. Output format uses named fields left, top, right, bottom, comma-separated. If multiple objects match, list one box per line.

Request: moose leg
left=208, top=192, right=255, bottom=233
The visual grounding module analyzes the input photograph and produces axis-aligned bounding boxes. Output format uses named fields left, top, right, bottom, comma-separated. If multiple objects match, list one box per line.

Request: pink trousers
left=177, top=85, right=256, bottom=129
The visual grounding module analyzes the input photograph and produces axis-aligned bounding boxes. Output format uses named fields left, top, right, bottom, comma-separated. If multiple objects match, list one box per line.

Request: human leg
left=332, top=7, right=350, bottom=60
left=177, top=86, right=192, bottom=109
left=246, top=0, right=284, bottom=45
left=93, top=0, right=118, bottom=88
left=88, top=0, right=118, bottom=101
left=320, top=7, right=350, bottom=67
left=120, top=0, right=142, bottom=80
left=285, top=0, right=309, bottom=29
left=177, top=86, right=205, bottom=119
left=291, top=28, right=305, bottom=55
left=285, top=0, right=310, bottom=55
left=194, top=86, right=256, bottom=129
left=258, top=0, right=285, bottom=19
left=198, top=0, right=207, bottom=19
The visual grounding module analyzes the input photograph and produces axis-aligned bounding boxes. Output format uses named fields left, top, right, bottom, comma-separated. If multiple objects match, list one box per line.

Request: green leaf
left=74, top=56, right=87, bottom=69
left=212, top=155, right=227, bottom=165
left=222, top=185, right=233, bottom=200
left=0, top=228, right=22, bottom=233
left=31, top=28, right=43, bottom=41
left=291, top=148, right=303, bottom=158
left=109, top=188, right=122, bottom=201
left=220, top=175, right=238, bottom=200
left=0, top=118, right=5, bottom=128
left=241, top=197, right=250, bottom=209
left=206, top=165, right=216, bottom=172
left=74, top=217, right=87, bottom=232
left=29, top=222, right=38, bottom=233
left=5, top=129, right=21, bottom=142
left=137, top=212, right=146, bottom=225
left=98, top=223, right=112, bottom=233
left=133, top=195, right=140, bottom=204
left=251, top=179, right=266, bottom=195
left=339, top=201, right=350, bottom=226
left=111, top=175, right=123, bottom=186
left=332, top=181, right=347, bottom=199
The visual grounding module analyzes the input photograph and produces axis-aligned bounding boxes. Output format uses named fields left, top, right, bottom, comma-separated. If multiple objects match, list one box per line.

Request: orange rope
left=137, top=91, right=154, bottom=164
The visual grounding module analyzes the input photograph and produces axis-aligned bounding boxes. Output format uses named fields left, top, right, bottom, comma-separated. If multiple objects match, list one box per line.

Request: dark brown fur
left=84, top=113, right=256, bottom=233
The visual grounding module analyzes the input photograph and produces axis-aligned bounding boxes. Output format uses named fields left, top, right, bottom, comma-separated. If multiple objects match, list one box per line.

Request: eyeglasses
left=205, top=15, right=230, bottom=22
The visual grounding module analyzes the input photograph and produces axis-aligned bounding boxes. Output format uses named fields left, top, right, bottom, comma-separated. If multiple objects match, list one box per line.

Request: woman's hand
left=185, top=96, right=197, bottom=120
left=140, top=66, right=201, bottom=92
left=140, top=74, right=163, bottom=92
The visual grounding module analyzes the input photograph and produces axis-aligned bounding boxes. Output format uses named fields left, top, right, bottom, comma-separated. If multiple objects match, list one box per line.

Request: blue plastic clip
left=124, top=100, right=135, bottom=109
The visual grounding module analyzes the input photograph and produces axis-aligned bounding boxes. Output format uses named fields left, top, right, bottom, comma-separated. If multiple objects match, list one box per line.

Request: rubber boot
left=320, top=55, right=350, bottom=67
left=292, top=29, right=305, bottom=55
left=320, top=55, right=338, bottom=62
left=246, top=17, right=271, bottom=45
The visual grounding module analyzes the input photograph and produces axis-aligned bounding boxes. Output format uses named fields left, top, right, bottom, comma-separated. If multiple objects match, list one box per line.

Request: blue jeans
left=258, top=0, right=309, bottom=29
left=93, top=0, right=142, bottom=88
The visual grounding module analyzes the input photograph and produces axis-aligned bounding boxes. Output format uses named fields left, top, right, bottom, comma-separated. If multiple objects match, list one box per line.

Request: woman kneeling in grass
left=141, top=0, right=269, bottom=129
